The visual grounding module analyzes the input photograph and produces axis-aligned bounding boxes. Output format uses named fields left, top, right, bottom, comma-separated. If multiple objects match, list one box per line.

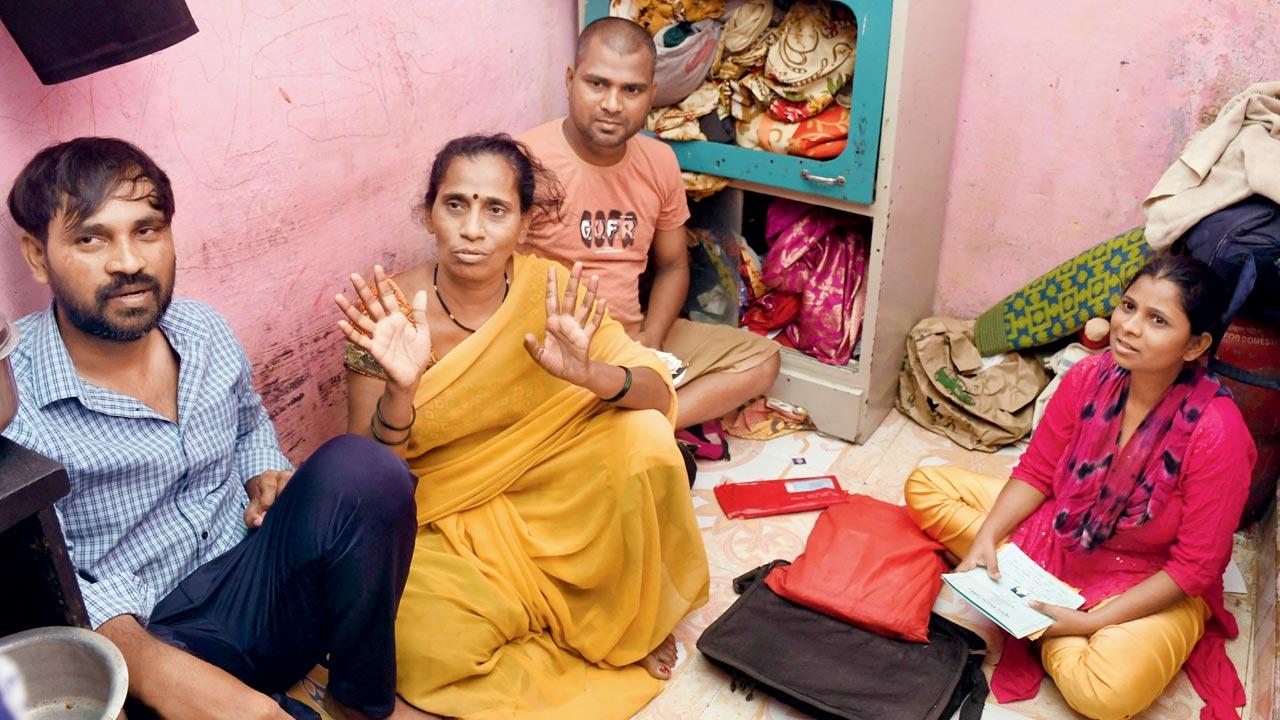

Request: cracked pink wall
left=935, top=0, right=1280, bottom=320
left=0, top=1, right=574, bottom=461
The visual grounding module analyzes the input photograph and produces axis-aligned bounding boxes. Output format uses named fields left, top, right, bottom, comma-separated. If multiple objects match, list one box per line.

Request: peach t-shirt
left=519, top=117, right=690, bottom=336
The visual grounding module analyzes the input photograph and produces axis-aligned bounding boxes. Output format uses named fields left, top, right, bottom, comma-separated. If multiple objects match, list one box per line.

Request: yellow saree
left=364, top=255, right=709, bottom=719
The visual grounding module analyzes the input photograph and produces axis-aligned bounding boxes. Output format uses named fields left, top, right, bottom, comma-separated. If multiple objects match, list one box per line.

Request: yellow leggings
left=904, top=466, right=1209, bottom=720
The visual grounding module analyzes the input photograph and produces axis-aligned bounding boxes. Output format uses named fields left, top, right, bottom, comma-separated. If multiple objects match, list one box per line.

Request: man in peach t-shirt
left=519, top=16, right=779, bottom=430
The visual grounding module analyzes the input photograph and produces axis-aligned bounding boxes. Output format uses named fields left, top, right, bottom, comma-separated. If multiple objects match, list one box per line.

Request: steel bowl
left=0, top=626, right=127, bottom=719
left=0, top=318, right=17, bottom=434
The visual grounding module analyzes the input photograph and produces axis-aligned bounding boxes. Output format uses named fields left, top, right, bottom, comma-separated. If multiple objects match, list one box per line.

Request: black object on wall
left=0, top=0, right=198, bottom=85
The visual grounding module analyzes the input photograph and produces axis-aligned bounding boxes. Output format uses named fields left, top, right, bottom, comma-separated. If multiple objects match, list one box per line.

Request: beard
left=50, top=270, right=174, bottom=342
left=583, top=126, right=630, bottom=148
left=573, top=109, right=638, bottom=149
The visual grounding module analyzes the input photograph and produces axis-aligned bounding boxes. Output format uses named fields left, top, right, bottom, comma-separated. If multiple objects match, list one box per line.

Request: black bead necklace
left=433, top=265, right=509, bottom=333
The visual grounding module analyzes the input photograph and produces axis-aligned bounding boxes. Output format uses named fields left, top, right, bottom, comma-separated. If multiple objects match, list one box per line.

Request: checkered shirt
left=2, top=300, right=292, bottom=629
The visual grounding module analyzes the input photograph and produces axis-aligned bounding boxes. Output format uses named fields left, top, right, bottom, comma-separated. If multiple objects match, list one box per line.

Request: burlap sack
left=896, top=317, right=1048, bottom=452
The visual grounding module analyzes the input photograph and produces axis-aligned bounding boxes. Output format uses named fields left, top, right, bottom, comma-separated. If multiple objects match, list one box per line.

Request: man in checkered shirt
left=3, top=138, right=418, bottom=720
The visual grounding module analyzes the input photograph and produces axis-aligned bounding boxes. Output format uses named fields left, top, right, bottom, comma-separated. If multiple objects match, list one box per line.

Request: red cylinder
left=1215, top=313, right=1280, bottom=528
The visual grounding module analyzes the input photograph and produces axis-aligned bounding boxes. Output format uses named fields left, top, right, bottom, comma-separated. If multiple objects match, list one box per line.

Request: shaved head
left=575, top=16, right=655, bottom=78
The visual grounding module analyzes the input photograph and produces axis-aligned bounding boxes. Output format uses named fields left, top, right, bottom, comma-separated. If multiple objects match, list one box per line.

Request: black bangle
left=602, top=365, right=633, bottom=402
left=369, top=415, right=409, bottom=445
left=375, top=395, right=415, bottom=432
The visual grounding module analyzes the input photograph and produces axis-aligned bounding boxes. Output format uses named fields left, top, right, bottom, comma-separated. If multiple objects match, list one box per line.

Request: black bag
left=697, top=561, right=989, bottom=720
left=1180, top=194, right=1280, bottom=327
left=1179, top=195, right=1280, bottom=389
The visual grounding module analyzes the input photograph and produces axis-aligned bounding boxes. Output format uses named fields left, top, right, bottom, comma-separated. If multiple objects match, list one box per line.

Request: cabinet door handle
left=800, top=169, right=846, bottom=186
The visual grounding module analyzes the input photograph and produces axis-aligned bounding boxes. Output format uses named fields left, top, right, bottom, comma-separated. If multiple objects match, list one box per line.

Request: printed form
left=942, top=544, right=1085, bottom=639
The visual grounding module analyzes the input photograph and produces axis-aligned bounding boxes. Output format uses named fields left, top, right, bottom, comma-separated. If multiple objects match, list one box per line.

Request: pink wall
left=0, top=1, right=574, bottom=461
left=934, top=0, right=1280, bottom=320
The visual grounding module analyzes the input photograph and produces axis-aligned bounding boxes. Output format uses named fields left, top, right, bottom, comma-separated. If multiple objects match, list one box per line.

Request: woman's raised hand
left=524, top=262, right=605, bottom=387
left=336, top=265, right=433, bottom=393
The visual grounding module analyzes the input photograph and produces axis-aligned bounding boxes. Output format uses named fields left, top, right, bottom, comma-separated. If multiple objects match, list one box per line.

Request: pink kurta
left=997, top=353, right=1254, bottom=719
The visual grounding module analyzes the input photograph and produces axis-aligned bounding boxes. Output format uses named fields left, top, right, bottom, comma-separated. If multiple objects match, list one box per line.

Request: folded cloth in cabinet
left=709, top=0, right=775, bottom=81
left=764, top=0, right=855, bottom=88
left=721, top=0, right=772, bottom=54
left=736, top=103, right=849, bottom=159
left=647, top=80, right=721, bottom=140
left=624, top=0, right=728, bottom=35
left=766, top=73, right=850, bottom=122
left=683, top=171, right=733, bottom=200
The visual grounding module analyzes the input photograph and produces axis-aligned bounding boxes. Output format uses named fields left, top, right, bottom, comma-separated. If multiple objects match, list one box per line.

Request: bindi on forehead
left=473, top=193, right=479, bottom=199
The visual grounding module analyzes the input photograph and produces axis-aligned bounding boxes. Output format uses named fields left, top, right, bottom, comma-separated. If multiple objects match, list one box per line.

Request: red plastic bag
left=765, top=494, right=945, bottom=642
left=714, top=476, right=847, bottom=519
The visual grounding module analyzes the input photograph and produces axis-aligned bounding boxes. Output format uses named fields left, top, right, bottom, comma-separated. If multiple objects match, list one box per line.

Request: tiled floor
left=634, top=410, right=1262, bottom=720
left=291, top=410, right=1263, bottom=719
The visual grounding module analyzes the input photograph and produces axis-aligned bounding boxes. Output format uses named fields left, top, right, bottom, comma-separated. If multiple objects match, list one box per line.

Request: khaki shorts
left=661, top=318, right=779, bottom=384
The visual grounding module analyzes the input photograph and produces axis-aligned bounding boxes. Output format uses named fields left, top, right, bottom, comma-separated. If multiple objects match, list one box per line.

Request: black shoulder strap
left=732, top=560, right=790, bottom=594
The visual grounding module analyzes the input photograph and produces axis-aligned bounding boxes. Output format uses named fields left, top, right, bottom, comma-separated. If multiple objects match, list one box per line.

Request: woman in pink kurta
left=906, top=255, right=1254, bottom=720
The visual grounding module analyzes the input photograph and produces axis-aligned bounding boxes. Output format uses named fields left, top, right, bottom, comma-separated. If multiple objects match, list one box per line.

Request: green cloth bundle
left=973, top=226, right=1153, bottom=356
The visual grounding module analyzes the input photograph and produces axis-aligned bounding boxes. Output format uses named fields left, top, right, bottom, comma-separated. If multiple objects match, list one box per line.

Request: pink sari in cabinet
left=761, top=198, right=869, bottom=365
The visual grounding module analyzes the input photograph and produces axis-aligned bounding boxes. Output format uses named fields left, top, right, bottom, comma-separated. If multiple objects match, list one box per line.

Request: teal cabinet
left=582, top=0, right=891, bottom=205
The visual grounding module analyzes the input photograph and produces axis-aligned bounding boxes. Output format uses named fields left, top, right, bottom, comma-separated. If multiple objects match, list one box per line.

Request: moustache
left=96, top=273, right=161, bottom=304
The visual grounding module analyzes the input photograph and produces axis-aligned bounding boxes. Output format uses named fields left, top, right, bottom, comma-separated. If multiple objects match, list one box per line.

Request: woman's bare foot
left=638, top=635, right=678, bottom=680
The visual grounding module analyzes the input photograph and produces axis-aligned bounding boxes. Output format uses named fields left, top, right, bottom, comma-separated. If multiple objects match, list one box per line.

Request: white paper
left=1223, top=559, right=1247, bottom=594
left=784, top=477, right=836, bottom=493
left=696, top=515, right=716, bottom=529
left=652, top=350, right=689, bottom=387
left=690, top=495, right=710, bottom=509
left=942, top=544, right=1085, bottom=639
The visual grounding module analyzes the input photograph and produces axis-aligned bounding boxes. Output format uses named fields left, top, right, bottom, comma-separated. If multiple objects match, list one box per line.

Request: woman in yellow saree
left=334, top=134, right=709, bottom=720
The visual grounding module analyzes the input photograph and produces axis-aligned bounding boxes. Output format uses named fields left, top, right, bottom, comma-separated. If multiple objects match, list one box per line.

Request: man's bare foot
left=638, top=635, right=678, bottom=680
